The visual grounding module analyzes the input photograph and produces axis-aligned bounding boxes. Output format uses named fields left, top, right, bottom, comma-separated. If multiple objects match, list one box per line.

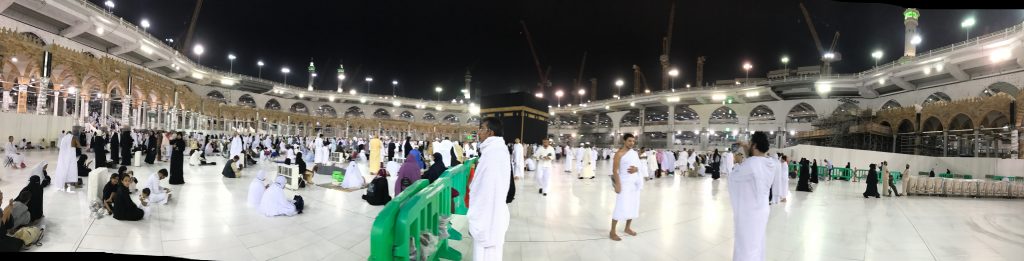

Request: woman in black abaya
left=169, top=132, right=186, bottom=185
left=863, top=163, right=880, bottom=198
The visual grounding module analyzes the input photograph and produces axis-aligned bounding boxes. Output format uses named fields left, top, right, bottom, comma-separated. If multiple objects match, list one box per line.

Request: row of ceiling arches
left=205, top=90, right=479, bottom=123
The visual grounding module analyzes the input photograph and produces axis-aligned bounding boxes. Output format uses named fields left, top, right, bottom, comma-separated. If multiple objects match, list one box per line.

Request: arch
left=207, top=90, right=226, bottom=102
left=264, top=99, right=281, bottom=110
left=466, top=116, right=480, bottom=124
left=345, top=106, right=364, bottom=117
left=443, top=114, right=459, bottom=123
left=922, top=117, right=944, bottom=132
left=399, top=110, right=414, bottom=120
left=880, top=100, right=902, bottom=110
left=748, top=105, right=775, bottom=121
left=237, top=94, right=256, bottom=108
left=709, top=106, right=738, bottom=124
left=897, top=119, right=915, bottom=134
left=674, top=105, right=698, bottom=122
left=948, top=113, right=974, bottom=130
left=620, top=109, right=640, bottom=126
left=980, top=110, right=1010, bottom=129
left=923, top=92, right=951, bottom=105
left=787, top=102, right=817, bottom=123
left=19, top=32, right=45, bottom=46
left=317, top=105, right=337, bottom=117
left=832, top=102, right=860, bottom=116
left=373, top=108, right=391, bottom=119
left=423, top=113, right=436, bottom=121
left=644, top=107, right=669, bottom=125
left=290, top=102, right=309, bottom=114
left=981, top=82, right=1020, bottom=97
left=557, top=115, right=578, bottom=125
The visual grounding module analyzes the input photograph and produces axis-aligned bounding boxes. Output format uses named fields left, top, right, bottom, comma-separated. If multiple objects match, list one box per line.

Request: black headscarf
left=112, top=181, right=144, bottom=221
left=20, top=175, right=44, bottom=221
left=422, top=152, right=447, bottom=183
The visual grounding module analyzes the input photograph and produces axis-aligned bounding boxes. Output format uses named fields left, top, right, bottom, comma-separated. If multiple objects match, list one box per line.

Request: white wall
left=780, top=144, right=1024, bottom=177
left=0, top=112, right=74, bottom=147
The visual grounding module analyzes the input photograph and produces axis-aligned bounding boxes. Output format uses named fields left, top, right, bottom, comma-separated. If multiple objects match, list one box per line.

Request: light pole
left=742, top=62, right=752, bottom=85
left=961, top=17, right=976, bottom=41
left=392, top=80, right=398, bottom=97
left=140, top=19, right=150, bottom=32
left=871, top=50, right=884, bottom=67
left=577, top=89, right=586, bottom=105
left=781, top=56, right=790, bottom=80
left=365, top=76, right=373, bottom=95
left=257, top=60, right=264, bottom=78
left=615, top=79, right=624, bottom=99
left=281, top=67, right=291, bottom=85
left=192, top=44, right=204, bottom=64
left=555, top=90, right=564, bottom=107
left=668, top=68, right=678, bottom=91
left=228, top=54, right=236, bottom=73
left=104, top=1, right=114, bottom=13
left=435, top=86, right=442, bottom=102
left=336, top=64, right=345, bottom=93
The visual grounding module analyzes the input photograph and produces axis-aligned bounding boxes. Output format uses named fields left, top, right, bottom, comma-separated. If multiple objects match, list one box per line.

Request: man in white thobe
left=562, top=144, right=574, bottom=173
left=229, top=134, right=244, bottom=168
left=770, top=154, right=789, bottom=205
left=575, top=144, right=585, bottom=174
left=728, top=132, right=778, bottom=261
left=722, top=150, right=735, bottom=175
left=53, top=133, right=78, bottom=192
left=579, top=144, right=596, bottom=179
left=314, top=134, right=326, bottom=164
left=146, top=169, right=171, bottom=205
left=438, top=137, right=454, bottom=167
left=4, top=136, right=26, bottom=168
left=535, top=139, right=555, bottom=196
left=512, top=138, right=525, bottom=179
left=467, top=117, right=511, bottom=261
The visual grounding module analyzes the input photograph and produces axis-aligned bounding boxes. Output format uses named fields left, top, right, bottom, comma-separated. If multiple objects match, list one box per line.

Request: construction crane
left=659, top=1, right=677, bottom=91
left=181, top=0, right=205, bottom=53
left=632, top=65, right=651, bottom=95
left=573, top=51, right=588, bottom=97
left=696, top=56, right=706, bottom=87
left=798, top=2, right=841, bottom=75
left=520, top=20, right=550, bottom=95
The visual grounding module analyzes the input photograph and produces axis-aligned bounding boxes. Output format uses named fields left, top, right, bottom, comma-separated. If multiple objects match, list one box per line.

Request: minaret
left=464, top=70, right=472, bottom=99
left=307, top=59, right=316, bottom=91
left=903, top=8, right=920, bottom=58
left=336, top=63, right=345, bottom=93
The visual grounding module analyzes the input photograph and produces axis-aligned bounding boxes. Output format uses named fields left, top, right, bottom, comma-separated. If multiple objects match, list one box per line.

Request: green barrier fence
left=368, top=158, right=477, bottom=261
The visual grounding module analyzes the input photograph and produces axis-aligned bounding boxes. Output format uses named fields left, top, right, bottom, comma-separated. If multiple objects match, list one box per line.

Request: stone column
left=36, top=83, right=47, bottom=114
left=102, top=99, right=110, bottom=119
left=607, top=111, right=629, bottom=147
left=667, top=105, right=676, bottom=149
left=122, top=98, right=131, bottom=126
left=974, top=128, right=980, bottom=158
left=942, top=130, right=948, bottom=157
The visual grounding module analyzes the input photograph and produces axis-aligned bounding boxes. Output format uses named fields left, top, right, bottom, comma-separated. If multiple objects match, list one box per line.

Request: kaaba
left=479, top=92, right=549, bottom=145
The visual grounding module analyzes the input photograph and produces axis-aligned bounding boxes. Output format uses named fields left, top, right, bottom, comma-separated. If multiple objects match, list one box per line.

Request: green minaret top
left=308, top=60, right=315, bottom=72
left=904, top=8, right=920, bottom=21
left=337, top=63, right=345, bottom=74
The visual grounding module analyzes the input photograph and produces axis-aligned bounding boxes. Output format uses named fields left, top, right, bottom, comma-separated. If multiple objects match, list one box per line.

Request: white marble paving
left=2, top=149, right=1024, bottom=260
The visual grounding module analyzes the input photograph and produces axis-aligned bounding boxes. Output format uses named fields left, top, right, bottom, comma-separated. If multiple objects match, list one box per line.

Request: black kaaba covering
left=479, top=92, right=549, bottom=145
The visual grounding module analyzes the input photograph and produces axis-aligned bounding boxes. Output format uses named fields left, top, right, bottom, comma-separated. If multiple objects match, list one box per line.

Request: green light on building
left=904, top=9, right=919, bottom=20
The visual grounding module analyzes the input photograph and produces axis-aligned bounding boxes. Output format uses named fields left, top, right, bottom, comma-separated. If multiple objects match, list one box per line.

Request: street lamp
left=435, top=86, right=443, bottom=101
left=781, top=56, right=790, bottom=70
left=392, top=80, right=398, bottom=97
left=228, top=54, right=236, bottom=73
left=742, top=62, right=752, bottom=85
left=140, top=19, right=150, bottom=31
left=668, top=68, right=679, bottom=91
left=577, top=89, right=586, bottom=105
left=961, top=17, right=976, bottom=41
left=364, top=76, right=373, bottom=94
left=104, top=1, right=114, bottom=12
left=555, top=90, right=564, bottom=107
left=192, top=44, right=204, bottom=64
left=615, top=79, right=624, bottom=99
left=257, top=60, right=264, bottom=78
left=871, top=50, right=884, bottom=67
left=281, top=67, right=291, bottom=85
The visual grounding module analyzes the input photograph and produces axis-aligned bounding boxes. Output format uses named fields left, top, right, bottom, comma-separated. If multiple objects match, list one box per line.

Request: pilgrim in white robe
left=661, top=150, right=676, bottom=174
left=259, top=176, right=298, bottom=217
left=535, top=145, right=555, bottom=193
left=728, top=156, right=778, bottom=261
left=512, top=143, right=525, bottom=178
left=341, top=161, right=366, bottom=189
left=248, top=171, right=268, bottom=207
left=3, top=140, right=24, bottom=167
left=525, top=158, right=536, bottom=171
left=580, top=148, right=596, bottom=179
left=467, top=136, right=511, bottom=261
left=575, top=146, right=585, bottom=173
left=613, top=149, right=643, bottom=221
left=313, top=137, right=326, bottom=164
left=145, top=172, right=170, bottom=205
left=229, top=136, right=244, bottom=167
left=562, top=146, right=574, bottom=173
left=644, top=150, right=658, bottom=178
left=52, top=134, right=78, bottom=191
left=438, top=139, right=454, bottom=167
left=722, top=152, right=735, bottom=175
left=771, top=156, right=789, bottom=204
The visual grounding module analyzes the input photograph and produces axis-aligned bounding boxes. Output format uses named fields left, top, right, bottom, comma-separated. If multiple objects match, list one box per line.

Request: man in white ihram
left=468, top=117, right=511, bottom=261
left=512, top=138, right=525, bottom=180
left=728, top=132, right=778, bottom=261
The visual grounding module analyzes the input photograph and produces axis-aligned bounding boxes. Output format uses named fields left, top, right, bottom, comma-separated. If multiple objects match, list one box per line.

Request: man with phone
left=534, top=138, right=556, bottom=196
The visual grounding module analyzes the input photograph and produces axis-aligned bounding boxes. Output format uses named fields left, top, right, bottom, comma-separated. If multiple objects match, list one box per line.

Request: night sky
left=93, top=0, right=1023, bottom=102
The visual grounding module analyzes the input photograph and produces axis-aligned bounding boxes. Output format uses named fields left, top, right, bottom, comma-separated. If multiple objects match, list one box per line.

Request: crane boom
left=660, top=1, right=676, bottom=91
left=181, top=0, right=205, bottom=53
left=828, top=32, right=840, bottom=53
left=799, top=2, right=825, bottom=54
left=574, top=51, right=587, bottom=91
left=520, top=20, right=547, bottom=93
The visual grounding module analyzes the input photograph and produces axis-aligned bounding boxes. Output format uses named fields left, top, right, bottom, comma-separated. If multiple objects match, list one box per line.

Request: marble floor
left=3, top=149, right=1024, bottom=260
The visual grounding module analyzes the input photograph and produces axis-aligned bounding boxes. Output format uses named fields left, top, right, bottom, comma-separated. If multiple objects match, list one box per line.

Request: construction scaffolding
left=795, top=109, right=894, bottom=152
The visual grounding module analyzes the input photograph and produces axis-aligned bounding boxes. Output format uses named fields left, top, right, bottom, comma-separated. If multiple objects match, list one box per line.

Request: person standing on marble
left=863, top=163, right=881, bottom=198
left=314, top=134, right=326, bottom=165
left=119, top=129, right=133, bottom=166
left=162, top=132, right=172, bottom=162
left=169, top=133, right=186, bottom=185
left=796, top=158, right=813, bottom=192
left=52, top=133, right=78, bottom=193
left=610, top=133, right=641, bottom=241
left=901, top=164, right=911, bottom=196
left=535, top=138, right=556, bottom=196
left=562, top=143, right=574, bottom=174
left=369, top=134, right=383, bottom=174
left=144, top=132, right=158, bottom=164
left=810, top=159, right=819, bottom=184
left=729, top=132, right=777, bottom=261
left=579, top=143, right=596, bottom=179
left=91, top=131, right=109, bottom=168
left=387, top=137, right=396, bottom=162
left=109, top=131, right=121, bottom=165
left=710, top=149, right=722, bottom=180
left=512, top=138, right=525, bottom=180
left=881, top=161, right=890, bottom=196
left=4, top=136, right=27, bottom=169
left=575, top=143, right=585, bottom=174
left=467, top=117, right=510, bottom=261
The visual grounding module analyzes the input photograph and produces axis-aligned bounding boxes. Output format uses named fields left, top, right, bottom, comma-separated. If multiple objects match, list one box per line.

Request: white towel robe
left=512, top=143, right=525, bottom=178
left=575, top=147, right=585, bottom=173
left=313, top=137, right=326, bottom=164
left=341, top=161, right=366, bottom=189
left=728, top=156, right=778, bottom=261
left=248, top=171, right=267, bottom=207
left=259, top=176, right=297, bottom=217
left=467, top=136, right=511, bottom=261
left=562, top=146, right=574, bottom=172
left=661, top=151, right=676, bottom=172
left=229, top=136, right=244, bottom=165
left=3, top=141, right=24, bottom=165
left=580, top=148, right=596, bottom=178
left=613, top=149, right=643, bottom=221
left=52, top=134, right=78, bottom=189
left=145, top=172, right=169, bottom=205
